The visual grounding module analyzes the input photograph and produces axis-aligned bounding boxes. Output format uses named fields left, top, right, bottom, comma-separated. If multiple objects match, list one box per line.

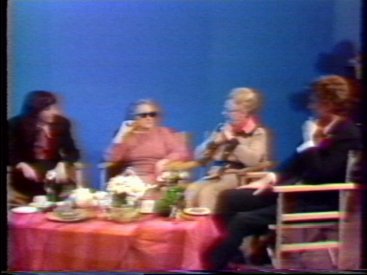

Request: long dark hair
left=20, top=90, right=57, bottom=118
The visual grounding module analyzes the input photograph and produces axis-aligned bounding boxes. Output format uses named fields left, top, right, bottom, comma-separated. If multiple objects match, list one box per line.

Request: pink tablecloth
left=8, top=212, right=222, bottom=271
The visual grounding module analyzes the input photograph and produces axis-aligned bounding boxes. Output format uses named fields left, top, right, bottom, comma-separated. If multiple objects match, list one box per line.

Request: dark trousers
left=210, top=188, right=277, bottom=270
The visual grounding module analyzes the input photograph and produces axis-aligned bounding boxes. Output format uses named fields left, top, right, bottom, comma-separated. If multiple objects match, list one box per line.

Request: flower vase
left=111, top=193, right=127, bottom=207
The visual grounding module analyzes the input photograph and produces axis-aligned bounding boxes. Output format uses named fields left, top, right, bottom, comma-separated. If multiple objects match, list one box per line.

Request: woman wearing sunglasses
left=104, top=99, right=191, bottom=185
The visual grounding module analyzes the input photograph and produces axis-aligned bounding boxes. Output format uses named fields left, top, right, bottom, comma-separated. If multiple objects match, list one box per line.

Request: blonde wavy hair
left=228, top=87, right=263, bottom=114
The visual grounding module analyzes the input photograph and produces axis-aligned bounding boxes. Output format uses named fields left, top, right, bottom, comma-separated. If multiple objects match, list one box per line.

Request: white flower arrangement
left=106, top=168, right=156, bottom=202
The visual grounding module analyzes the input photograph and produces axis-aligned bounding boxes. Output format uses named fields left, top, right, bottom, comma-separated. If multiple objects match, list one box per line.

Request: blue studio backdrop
left=8, top=0, right=362, bottom=188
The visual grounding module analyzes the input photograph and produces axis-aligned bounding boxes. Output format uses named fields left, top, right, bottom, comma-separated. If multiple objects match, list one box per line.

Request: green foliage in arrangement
left=154, top=186, right=185, bottom=216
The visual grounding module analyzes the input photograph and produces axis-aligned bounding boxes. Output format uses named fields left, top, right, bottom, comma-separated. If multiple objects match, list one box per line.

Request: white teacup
left=33, top=195, right=48, bottom=204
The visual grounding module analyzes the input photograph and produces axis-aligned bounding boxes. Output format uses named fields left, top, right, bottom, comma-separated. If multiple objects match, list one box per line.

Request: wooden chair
left=98, top=161, right=125, bottom=190
left=234, top=161, right=275, bottom=185
left=270, top=182, right=366, bottom=270
left=236, top=148, right=365, bottom=269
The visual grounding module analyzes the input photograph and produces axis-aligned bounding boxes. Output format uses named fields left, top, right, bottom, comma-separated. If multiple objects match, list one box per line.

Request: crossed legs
left=209, top=188, right=277, bottom=270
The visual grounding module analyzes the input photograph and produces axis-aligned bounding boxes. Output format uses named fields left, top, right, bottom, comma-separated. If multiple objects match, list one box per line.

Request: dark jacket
left=278, top=118, right=362, bottom=184
left=8, top=114, right=80, bottom=166
left=277, top=118, right=363, bottom=211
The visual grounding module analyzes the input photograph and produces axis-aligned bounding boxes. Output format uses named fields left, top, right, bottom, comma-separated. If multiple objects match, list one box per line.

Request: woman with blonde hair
left=177, top=87, right=270, bottom=213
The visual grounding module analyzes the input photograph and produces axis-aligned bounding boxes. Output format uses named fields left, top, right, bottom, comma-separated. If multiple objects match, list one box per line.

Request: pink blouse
left=105, top=126, right=191, bottom=183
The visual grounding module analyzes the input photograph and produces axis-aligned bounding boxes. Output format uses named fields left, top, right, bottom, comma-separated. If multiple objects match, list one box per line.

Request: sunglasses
left=135, top=111, right=159, bottom=118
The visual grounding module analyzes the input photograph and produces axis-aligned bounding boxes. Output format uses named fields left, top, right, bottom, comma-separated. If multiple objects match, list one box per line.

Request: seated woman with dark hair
left=208, top=75, right=363, bottom=270
left=104, top=99, right=191, bottom=186
left=8, top=90, right=81, bottom=205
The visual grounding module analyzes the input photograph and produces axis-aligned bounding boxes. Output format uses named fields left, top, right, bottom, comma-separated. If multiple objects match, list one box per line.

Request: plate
left=176, top=211, right=197, bottom=221
left=29, top=201, right=55, bottom=209
left=46, top=210, right=90, bottom=223
left=183, top=207, right=211, bottom=216
left=11, top=206, right=39, bottom=214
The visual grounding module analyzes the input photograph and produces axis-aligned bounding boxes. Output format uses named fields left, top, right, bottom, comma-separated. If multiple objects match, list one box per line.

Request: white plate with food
left=11, top=206, right=39, bottom=214
left=183, top=207, right=211, bottom=216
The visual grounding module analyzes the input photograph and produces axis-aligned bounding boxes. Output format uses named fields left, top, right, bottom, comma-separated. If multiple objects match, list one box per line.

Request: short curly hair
left=228, top=87, right=263, bottom=114
left=311, top=75, right=354, bottom=116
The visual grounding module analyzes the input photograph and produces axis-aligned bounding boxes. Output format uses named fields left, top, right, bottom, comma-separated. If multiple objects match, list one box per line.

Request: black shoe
left=230, top=250, right=246, bottom=264
left=208, top=248, right=233, bottom=270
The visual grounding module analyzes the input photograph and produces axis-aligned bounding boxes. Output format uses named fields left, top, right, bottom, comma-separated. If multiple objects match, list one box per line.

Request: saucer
left=11, top=206, right=39, bottom=214
left=183, top=207, right=211, bottom=216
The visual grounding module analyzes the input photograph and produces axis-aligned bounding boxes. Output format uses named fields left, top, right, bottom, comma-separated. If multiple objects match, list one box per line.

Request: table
left=8, top=211, right=222, bottom=271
